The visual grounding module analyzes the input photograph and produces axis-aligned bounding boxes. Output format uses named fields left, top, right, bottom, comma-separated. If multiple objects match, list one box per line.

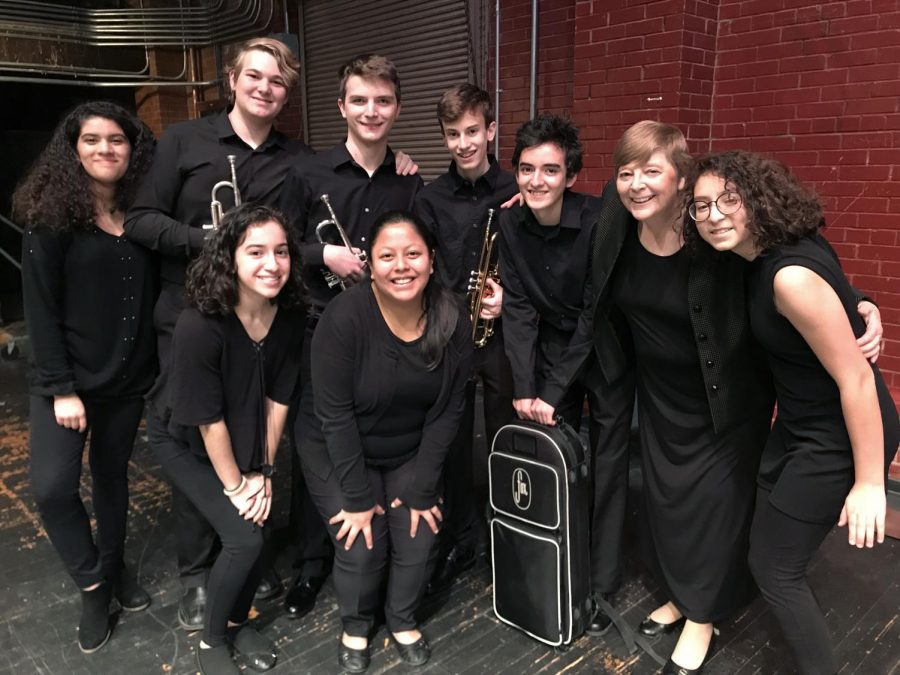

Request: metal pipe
left=494, top=0, right=500, bottom=158
left=529, top=0, right=538, bottom=118
left=0, top=74, right=221, bottom=88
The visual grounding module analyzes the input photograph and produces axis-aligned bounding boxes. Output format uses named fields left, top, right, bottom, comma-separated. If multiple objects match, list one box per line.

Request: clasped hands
left=226, top=472, right=272, bottom=526
left=329, top=499, right=443, bottom=551
left=513, top=397, right=557, bottom=425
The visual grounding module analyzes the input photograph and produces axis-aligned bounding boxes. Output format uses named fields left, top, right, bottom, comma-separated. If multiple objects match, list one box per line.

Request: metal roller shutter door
left=300, top=0, right=473, bottom=182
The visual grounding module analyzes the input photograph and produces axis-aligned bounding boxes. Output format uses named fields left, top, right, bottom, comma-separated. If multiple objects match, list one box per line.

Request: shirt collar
left=326, top=142, right=397, bottom=170
left=212, top=109, right=288, bottom=150
left=517, top=189, right=584, bottom=232
left=448, top=155, right=502, bottom=194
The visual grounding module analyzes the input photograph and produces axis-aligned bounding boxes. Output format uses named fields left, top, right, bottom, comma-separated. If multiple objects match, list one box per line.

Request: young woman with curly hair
left=687, top=151, right=898, bottom=674
left=153, top=203, right=305, bottom=674
left=14, top=100, right=156, bottom=653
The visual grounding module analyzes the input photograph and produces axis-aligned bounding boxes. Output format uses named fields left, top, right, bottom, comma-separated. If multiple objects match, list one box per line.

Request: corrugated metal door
left=300, top=0, right=473, bottom=182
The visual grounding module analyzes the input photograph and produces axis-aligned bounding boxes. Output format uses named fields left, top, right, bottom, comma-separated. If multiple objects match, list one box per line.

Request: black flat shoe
left=284, top=574, right=327, bottom=619
left=197, top=644, right=239, bottom=675
left=639, top=615, right=685, bottom=638
left=338, top=638, right=370, bottom=673
left=114, top=568, right=151, bottom=612
left=586, top=594, right=613, bottom=636
left=392, top=635, right=431, bottom=666
left=254, top=567, right=284, bottom=601
left=177, top=586, right=207, bottom=631
left=662, top=628, right=717, bottom=674
left=230, top=624, right=277, bottom=671
left=426, top=545, right=475, bottom=595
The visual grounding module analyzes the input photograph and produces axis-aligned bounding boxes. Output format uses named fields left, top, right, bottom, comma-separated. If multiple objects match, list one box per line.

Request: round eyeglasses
left=689, top=191, right=742, bottom=221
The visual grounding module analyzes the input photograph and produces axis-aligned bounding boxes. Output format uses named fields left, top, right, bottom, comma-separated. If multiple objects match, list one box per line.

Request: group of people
left=13, top=34, right=898, bottom=675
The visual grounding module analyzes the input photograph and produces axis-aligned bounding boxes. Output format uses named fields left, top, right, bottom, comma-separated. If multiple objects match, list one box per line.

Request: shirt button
left=364, top=207, right=370, bottom=213
left=698, top=333, right=707, bottom=341
left=711, top=384, right=719, bottom=392
left=706, top=360, right=714, bottom=367
left=544, top=265, right=550, bottom=271
left=692, top=304, right=702, bottom=312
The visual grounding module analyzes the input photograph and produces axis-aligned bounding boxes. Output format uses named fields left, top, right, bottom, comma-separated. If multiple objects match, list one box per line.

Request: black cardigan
left=546, top=179, right=775, bottom=434
left=308, top=283, right=473, bottom=511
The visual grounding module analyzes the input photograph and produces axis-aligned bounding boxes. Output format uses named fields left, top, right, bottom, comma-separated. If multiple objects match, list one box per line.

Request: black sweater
left=307, top=283, right=473, bottom=511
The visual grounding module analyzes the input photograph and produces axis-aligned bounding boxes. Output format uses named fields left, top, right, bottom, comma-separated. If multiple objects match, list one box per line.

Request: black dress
left=749, top=234, right=899, bottom=522
left=613, top=227, right=764, bottom=622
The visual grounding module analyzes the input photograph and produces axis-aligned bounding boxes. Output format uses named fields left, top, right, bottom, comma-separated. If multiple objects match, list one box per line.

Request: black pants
left=536, top=329, right=634, bottom=595
left=441, top=324, right=515, bottom=550
left=748, top=488, right=837, bottom=675
left=149, top=423, right=264, bottom=647
left=305, top=455, right=439, bottom=637
left=289, top=318, right=336, bottom=577
left=29, top=394, right=144, bottom=589
left=153, top=287, right=219, bottom=588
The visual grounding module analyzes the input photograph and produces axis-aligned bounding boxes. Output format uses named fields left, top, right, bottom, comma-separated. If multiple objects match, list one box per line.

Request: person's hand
left=856, top=300, right=883, bottom=363
left=390, top=498, right=442, bottom=537
left=53, top=393, right=87, bottom=432
left=513, top=398, right=535, bottom=421
left=253, top=476, right=273, bottom=525
left=329, top=504, right=385, bottom=550
left=530, top=398, right=557, bottom=425
left=227, top=472, right=266, bottom=520
left=479, top=278, right=503, bottom=319
left=394, top=151, right=419, bottom=176
left=500, top=193, right=524, bottom=209
left=838, top=481, right=887, bottom=548
left=323, top=244, right=366, bottom=281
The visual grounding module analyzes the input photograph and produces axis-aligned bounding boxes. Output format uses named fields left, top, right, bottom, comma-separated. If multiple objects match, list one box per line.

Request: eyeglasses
left=689, top=191, right=742, bottom=222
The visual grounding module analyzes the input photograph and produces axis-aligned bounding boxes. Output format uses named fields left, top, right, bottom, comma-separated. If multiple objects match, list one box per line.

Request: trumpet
left=205, top=154, right=241, bottom=231
left=315, top=193, right=367, bottom=290
left=467, top=208, right=498, bottom=348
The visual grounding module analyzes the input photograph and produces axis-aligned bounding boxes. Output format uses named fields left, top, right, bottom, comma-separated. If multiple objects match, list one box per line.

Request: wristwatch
left=260, top=463, right=276, bottom=478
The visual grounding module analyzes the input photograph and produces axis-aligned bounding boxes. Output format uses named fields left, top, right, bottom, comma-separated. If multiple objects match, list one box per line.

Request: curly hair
left=512, top=114, right=582, bottom=177
left=684, top=150, right=824, bottom=252
left=186, top=204, right=306, bottom=316
left=12, top=101, right=155, bottom=231
left=368, top=210, right=459, bottom=371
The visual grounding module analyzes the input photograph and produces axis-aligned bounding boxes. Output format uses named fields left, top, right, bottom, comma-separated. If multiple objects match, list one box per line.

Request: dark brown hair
left=338, top=54, right=401, bottom=102
left=436, top=83, right=494, bottom=131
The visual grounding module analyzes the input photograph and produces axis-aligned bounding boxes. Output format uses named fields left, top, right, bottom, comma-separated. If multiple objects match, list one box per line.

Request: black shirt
left=21, top=225, right=157, bottom=400
left=308, top=283, right=472, bottom=511
left=414, top=158, right=518, bottom=295
left=499, top=190, right=601, bottom=398
left=125, top=110, right=312, bottom=288
left=279, top=143, right=423, bottom=309
left=169, top=306, right=305, bottom=471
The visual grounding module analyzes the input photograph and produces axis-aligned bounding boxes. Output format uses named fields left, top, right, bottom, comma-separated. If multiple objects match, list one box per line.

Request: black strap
left=593, top=595, right=668, bottom=667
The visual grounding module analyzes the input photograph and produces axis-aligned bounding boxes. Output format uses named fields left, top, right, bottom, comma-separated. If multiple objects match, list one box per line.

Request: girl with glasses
left=686, top=150, right=898, bottom=674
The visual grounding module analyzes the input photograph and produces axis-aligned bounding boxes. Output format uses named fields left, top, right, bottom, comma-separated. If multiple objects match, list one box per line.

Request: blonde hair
left=613, top=120, right=691, bottom=177
left=225, top=37, right=300, bottom=92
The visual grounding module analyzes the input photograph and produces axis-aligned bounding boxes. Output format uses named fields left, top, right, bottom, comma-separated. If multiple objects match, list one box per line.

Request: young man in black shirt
left=413, top=84, right=517, bottom=591
left=278, top=54, right=423, bottom=620
left=124, top=38, right=309, bottom=631
left=498, top=114, right=633, bottom=636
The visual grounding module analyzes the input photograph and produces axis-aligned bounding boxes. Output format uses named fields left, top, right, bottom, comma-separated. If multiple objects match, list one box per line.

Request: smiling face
left=229, top=49, right=289, bottom=124
left=339, top=75, right=401, bottom=148
left=615, top=150, right=685, bottom=227
left=442, top=109, right=496, bottom=182
left=692, top=172, right=757, bottom=260
left=369, top=221, right=433, bottom=306
left=234, top=219, right=291, bottom=305
left=76, top=116, right=131, bottom=188
left=516, top=142, right=577, bottom=225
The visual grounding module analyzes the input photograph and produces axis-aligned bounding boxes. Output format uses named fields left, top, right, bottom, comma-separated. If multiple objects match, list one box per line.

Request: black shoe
left=78, top=582, right=112, bottom=654
left=254, top=567, right=284, bottom=601
left=586, top=600, right=613, bottom=637
left=338, top=638, right=370, bottom=673
left=230, top=624, right=277, bottom=671
left=284, top=574, right=327, bottom=619
left=426, top=545, right=475, bottom=594
left=638, top=615, right=686, bottom=638
left=197, top=644, right=239, bottom=675
left=177, top=586, right=207, bottom=631
left=114, top=569, right=151, bottom=612
left=662, top=628, right=717, bottom=674
left=392, top=634, right=431, bottom=666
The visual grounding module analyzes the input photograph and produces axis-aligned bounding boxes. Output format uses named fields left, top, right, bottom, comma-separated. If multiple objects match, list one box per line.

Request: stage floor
left=1, top=336, right=898, bottom=675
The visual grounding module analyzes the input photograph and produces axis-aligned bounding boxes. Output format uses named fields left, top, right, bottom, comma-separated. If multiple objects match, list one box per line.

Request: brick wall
left=492, top=0, right=900, bottom=476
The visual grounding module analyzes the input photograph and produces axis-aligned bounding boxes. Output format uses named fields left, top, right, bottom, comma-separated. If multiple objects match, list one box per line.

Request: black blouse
left=168, top=306, right=305, bottom=471
left=308, top=283, right=473, bottom=511
left=21, top=225, right=156, bottom=399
